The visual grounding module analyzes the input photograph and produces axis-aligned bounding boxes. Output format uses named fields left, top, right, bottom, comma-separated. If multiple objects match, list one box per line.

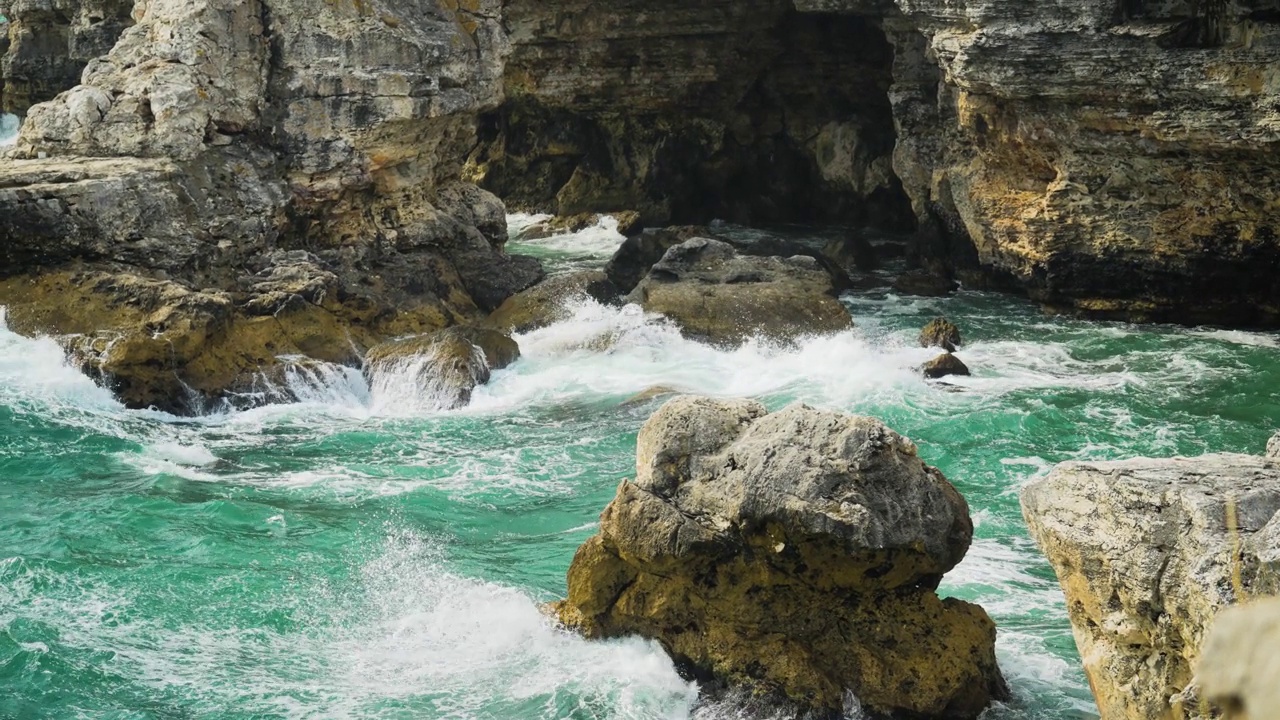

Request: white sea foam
left=0, top=113, right=19, bottom=146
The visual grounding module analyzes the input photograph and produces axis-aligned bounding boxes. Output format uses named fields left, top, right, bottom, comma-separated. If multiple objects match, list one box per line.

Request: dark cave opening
left=471, top=5, right=916, bottom=235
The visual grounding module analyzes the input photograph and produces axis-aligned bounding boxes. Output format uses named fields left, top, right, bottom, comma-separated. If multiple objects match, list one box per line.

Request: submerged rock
left=894, top=270, right=959, bottom=297
left=363, top=326, right=519, bottom=410
left=487, top=270, right=619, bottom=333
left=919, top=317, right=963, bottom=352
left=626, top=238, right=851, bottom=345
left=1021, top=455, right=1280, bottom=720
left=554, top=396, right=1008, bottom=718
left=515, top=212, right=643, bottom=241
left=922, top=352, right=970, bottom=379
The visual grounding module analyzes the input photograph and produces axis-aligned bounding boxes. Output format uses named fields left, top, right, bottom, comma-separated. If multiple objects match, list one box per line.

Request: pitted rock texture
left=554, top=396, right=1008, bottom=718
left=626, top=238, right=852, bottom=345
left=1021, top=454, right=1280, bottom=720
left=0, top=0, right=541, bottom=412
left=0, top=0, right=136, bottom=114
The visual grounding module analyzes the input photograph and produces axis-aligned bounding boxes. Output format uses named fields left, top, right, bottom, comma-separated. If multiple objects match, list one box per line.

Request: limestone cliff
left=476, top=0, right=1280, bottom=326
left=0, top=0, right=541, bottom=412
left=1022, top=454, right=1280, bottom=720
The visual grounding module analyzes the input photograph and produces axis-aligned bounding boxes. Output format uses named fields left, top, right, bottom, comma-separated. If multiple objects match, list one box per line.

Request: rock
left=1, top=0, right=136, bottom=114
left=604, top=226, right=710, bottom=293
left=486, top=270, right=619, bottom=333
left=1021, top=454, right=1280, bottom=720
left=619, top=385, right=681, bottom=407
left=626, top=238, right=852, bottom=345
left=554, top=396, right=1008, bottom=718
left=515, top=211, right=643, bottom=241
left=921, top=352, right=970, bottom=379
left=920, top=317, right=962, bottom=352
left=0, top=0, right=543, bottom=412
left=894, top=269, right=959, bottom=297
left=364, top=326, right=520, bottom=410
left=1267, top=431, right=1280, bottom=459
left=1200, top=597, right=1280, bottom=720
left=822, top=234, right=879, bottom=273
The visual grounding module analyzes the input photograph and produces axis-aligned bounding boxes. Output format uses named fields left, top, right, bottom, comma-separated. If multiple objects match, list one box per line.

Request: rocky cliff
left=473, top=0, right=1280, bottom=325
left=0, top=0, right=540, bottom=412
left=1022, top=453, right=1280, bottom=720
left=3, top=0, right=1279, bottom=410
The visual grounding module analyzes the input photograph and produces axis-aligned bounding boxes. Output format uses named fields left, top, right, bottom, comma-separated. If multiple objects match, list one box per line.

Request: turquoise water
left=3, top=221, right=1280, bottom=720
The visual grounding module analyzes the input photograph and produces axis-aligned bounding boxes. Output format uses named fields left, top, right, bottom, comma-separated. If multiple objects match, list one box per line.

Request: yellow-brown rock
left=554, top=396, right=1008, bottom=718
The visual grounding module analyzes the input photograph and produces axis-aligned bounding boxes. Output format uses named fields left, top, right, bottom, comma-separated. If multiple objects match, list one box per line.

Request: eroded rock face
left=626, top=238, right=852, bottom=345
left=0, top=0, right=136, bottom=114
left=0, top=0, right=541, bottom=412
left=554, top=396, right=1007, bottom=717
left=470, top=1, right=915, bottom=230
left=889, top=0, right=1280, bottom=324
left=1021, top=454, right=1280, bottom=720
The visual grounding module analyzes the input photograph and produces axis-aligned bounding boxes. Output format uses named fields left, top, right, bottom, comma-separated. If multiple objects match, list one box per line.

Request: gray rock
left=1021, top=454, right=1280, bottom=720
left=1267, top=431, right=1280, bottom=459
left=554, top=396, right=1007, bottom=718
left=626, top=237, right=852, bottom=345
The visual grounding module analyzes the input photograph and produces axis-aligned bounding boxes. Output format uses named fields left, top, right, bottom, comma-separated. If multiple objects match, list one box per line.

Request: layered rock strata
left=555, top=396, right=1008, bottom=718
left=478, top=0, right=1280, bottom=326
left=1022, top=454, right=1280, bottom=720
left=0, top=0, right=541, bottom=412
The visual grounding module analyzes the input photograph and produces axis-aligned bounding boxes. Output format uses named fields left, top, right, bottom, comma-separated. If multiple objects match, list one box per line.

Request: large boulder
left=625, top=238, right=852, bottom=345
left=554, top=396, right=1008, bottom=718
left=363, top=326, right=519, bottom=410
left=1021, top=455, right=1280, bottom=720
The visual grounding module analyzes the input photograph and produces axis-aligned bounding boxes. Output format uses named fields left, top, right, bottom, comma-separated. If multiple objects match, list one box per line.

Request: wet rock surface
left=487, top=270, right=619, bottom=333
left=921, top=352, right=970, bottom=379
left=919, top=317, right=962, bottom=352
left=554, top=396, right=1008, bottom=718
left=625, top=238, right=852, bottom=345
left=1022, top=454, right=1280, bottom=720
left=363, top=326, right=519, bottom=411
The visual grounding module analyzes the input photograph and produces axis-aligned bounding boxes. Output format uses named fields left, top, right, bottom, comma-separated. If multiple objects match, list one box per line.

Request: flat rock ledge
left=1021, top=454, right=1280, bottom=720
left=553, top=396, right=1007, bottom=718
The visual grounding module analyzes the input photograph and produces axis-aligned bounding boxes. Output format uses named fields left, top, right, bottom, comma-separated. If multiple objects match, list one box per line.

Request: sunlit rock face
left=0, top=0, right=541, bottom=413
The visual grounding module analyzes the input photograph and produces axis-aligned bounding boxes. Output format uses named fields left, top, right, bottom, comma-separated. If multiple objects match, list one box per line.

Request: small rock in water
left=363, top=325, right=519, bottom=409
left=626, top=237, right=851, bottom=346
left=620, top=385, right=681, bottom=407
left=920, top=317, right=963, bottom=352
left=922, top=352, right=970, bottom=379
left=894, top=269, right=958, bottom=297
left=487, top=270, right=619, bottom=333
